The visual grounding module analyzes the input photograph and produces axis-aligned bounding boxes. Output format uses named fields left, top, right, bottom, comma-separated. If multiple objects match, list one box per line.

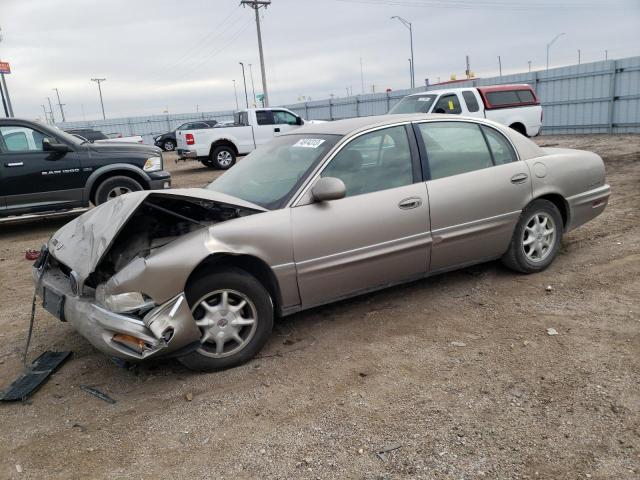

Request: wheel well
left=89, top=170, right=148, bottom=204
left=536, top=193, right=569, bottom=229
left=509, top=122, right=527, bottom=136
left=210, top=140, right=238, bottom=157
left=186, top=253, right=282, bottom=315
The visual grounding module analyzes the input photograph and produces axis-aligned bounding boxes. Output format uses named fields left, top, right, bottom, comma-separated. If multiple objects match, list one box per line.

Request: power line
left=331, top=0, right=634, bottom=10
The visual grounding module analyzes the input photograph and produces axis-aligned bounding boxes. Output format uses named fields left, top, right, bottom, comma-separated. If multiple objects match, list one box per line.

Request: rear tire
left=179, top=268, right=273, bottom=372
left=93, top=176, right=143, bottom=205
left=162, top=139, right=175, bottom=151
left=501, top=199, right=563, bottom=273
left=209, top=146, right=236, bottom=169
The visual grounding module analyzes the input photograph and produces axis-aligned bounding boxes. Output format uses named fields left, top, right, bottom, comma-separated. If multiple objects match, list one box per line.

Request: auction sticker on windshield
left=293, top=138, right=326, bottom=148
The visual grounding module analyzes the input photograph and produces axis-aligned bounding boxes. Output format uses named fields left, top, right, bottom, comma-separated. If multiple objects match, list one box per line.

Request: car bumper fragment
left=566, top=184, right=611, bottom=231
left=35, top=265, right=201, bottom=361
left=148, top=170, right=172, bottom=190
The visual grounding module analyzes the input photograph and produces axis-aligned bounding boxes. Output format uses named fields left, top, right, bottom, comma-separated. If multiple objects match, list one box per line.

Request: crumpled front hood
left=48, top=189, right=266, bottom=281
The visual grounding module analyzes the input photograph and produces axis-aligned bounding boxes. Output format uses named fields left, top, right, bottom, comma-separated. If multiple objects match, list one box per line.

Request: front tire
left=209, top=146, right=236, bottom=169
left=501, top=199, right=563, bottom=273
left=179, top=268, right=273, bottom=372
left=93, top=175, right=143, bottom=205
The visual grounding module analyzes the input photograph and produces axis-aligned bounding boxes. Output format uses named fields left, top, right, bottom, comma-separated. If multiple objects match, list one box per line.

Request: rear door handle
left=5, top=162, right=24, bottom=167
left=511, top=173, right=528, bottom=184
left=398, top=197, right=422, bottom=210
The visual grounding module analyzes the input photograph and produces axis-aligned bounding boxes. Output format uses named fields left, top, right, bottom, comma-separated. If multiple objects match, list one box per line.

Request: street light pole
left=239, top=62, right=249, bottom=109
left=546, top=33, right=566, bottom=72
left=391, top=16, right=415, bottom=88
left=91, top=78, right=106, bottom=120
left=47, top=96, right=56, bottom=123
left=41, top=104, right=49, bottom=123
left=498, top=55, right=502, bottom=77
left=53, top=88, right=66, bottom=122
left=248, top=63, right=256, bottom=106
left=233, top=80, right=239, bottom=111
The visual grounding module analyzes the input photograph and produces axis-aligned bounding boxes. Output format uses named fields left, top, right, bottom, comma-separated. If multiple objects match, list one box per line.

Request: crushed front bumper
left=34, top=263, right=201, bottom=361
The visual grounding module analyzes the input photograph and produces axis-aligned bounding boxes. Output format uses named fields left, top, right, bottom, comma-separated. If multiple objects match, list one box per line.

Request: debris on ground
left=24, top=249, right=41, bottom=261
left=375, top=443, right=402, bottom=460
left=546, top=328, right=559, bottom=336
left=15, top=464, right=22, bottom=473
left=79, top=385, right=116, bottom=404
left=0, top=351, right=72, bottom=402
left=451, top=341, right=467, bottom=347
left=545, top=285, right=554, bottom=292
left=185, top=392, right=193, bottom=401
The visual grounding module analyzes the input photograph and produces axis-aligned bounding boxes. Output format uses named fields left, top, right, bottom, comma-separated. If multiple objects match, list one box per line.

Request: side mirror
left=311, top=177, right=346, bottom=202
left=434, top=107, right=446, bottom=114
left=296, top=116, right=304, bottom=125
left=43, top=138, right=71, bottom=153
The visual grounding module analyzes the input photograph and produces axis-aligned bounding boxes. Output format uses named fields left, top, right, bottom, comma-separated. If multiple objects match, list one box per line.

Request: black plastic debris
left=0, top=351, right=72, bottom=402
left=79, top=384, right=116, bottom=404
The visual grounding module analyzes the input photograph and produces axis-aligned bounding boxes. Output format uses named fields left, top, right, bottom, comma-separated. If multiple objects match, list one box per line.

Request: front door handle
left=5, top=162, right=24, bottom=167
left=274, top=127, right=281, bottom=133
left=398, top=197, right=422, bottom=210
left=511, top=173, right=528, bottom=184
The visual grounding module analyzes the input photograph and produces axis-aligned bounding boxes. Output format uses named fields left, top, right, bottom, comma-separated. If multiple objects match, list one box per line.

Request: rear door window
left=417, top=122, right=493, bottom=180
left=433, top=94, right=462, bottom=114
left=461, top=91, right=480, bottom=112
left=255, top=110, right=274, bottom=125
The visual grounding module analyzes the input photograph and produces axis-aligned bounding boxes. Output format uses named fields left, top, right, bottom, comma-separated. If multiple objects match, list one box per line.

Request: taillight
left=186, top=133, right=194, bottom=145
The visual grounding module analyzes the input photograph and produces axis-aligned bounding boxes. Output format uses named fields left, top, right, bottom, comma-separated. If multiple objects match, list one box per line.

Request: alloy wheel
left=522, top=212, right=556, bottom=262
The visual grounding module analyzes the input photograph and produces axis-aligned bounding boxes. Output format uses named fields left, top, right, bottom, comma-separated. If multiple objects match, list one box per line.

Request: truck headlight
left=95, top=285, right=153, bottom=313
left=143, top=156, right=162, bottom=172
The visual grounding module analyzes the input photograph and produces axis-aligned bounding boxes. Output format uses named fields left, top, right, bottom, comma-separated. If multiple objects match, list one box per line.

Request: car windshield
left=389, top=94, right=437, bottom=114
left=206, top=134, right=341, bottom=209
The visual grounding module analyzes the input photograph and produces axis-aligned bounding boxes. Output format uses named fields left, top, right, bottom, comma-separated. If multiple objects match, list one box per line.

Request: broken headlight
left=143, top=156, right=162, bottom=172
left=95, top=284, right=154, bottom=313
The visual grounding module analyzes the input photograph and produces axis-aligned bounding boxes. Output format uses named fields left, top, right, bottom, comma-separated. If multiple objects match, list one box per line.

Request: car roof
left=288, top=113, right=544, bottom=160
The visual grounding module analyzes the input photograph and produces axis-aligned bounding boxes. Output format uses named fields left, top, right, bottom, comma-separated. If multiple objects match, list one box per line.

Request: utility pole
left=47, top=96, right=56, bottom=123
left=241, top=0, right=271, bottom=107
left=233, top=79, right=239, bottom=110
left=605, top=50, right=608, bottom=61
left=91, top=78, right=106, bottom=120
left=248, top=63, right=256, bottom=106
left=360, top=57, right=365, bottom=94
left=498, top=55, right=502, bottom=77
left=546, top=33, right=566, bottom=72
left=578, top=49, right=581, bottom=65
left=41, top=104, right=49, bottom=123
left=465, top=55, right=471, bottom=79
left=528, top=60, right=532, bottom=72
left=239, top=62, right=249, bottom=108
left=53, top=88, right=66, bottom=122
left=391, top=16, right=415, bottom=88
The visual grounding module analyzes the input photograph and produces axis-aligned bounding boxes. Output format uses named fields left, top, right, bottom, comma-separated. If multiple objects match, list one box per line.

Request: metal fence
left=57, top=56, right=640, bottom=142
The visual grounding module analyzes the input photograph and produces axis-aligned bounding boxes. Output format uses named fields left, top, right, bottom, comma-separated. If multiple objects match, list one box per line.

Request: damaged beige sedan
left=34, top=114, right=610, bottom=371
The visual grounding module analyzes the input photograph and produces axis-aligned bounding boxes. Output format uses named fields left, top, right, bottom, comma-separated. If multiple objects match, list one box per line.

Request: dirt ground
left=0, top=135, right=638, bottom=480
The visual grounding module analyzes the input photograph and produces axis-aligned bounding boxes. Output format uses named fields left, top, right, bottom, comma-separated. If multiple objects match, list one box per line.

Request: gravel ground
left=0, top=135, right=638, bottom=480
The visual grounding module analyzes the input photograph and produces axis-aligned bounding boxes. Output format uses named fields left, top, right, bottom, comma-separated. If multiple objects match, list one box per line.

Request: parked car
left=389, top=84, right=543, bottom=136
left=0, top=118, right=171, bottom=217
left=34, top=114, right=609, bottom=371
left=153, top=120, right=218, bottom=152
left=176, top=108, right=305, bottom=169
left=66, top=128, right=144, bottom=144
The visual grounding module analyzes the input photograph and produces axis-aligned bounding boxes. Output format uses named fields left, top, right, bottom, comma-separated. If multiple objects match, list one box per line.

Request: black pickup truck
left=0, top=118, right=171, bottom=218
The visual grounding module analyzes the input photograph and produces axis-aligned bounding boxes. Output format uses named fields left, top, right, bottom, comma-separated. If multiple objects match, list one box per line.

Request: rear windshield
left=485, top=89, right=537, bottom=107
left=389, top=94, right=437, bottom=114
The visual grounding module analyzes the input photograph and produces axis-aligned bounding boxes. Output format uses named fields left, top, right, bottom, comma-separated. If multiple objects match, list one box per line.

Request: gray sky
left=1, top=0, right=639, bottom=122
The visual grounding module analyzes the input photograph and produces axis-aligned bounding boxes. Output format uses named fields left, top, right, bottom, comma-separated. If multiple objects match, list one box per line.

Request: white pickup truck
left=389, top=84, right=543, bottom=137
left=177, top=108, right=307, bottom=169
